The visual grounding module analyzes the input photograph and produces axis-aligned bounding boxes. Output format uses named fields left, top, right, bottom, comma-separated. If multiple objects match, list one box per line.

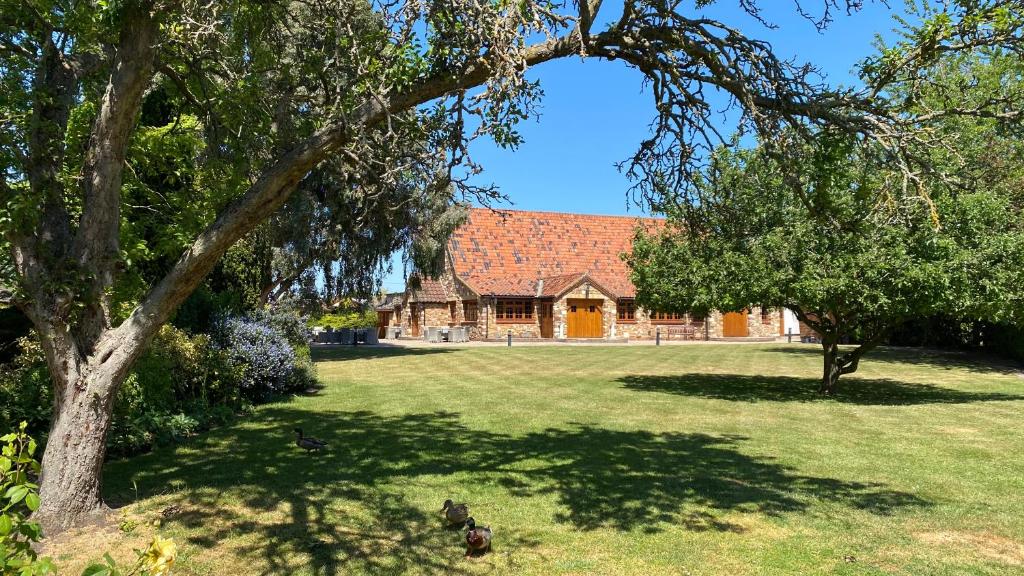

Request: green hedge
left=310, top=310, right=378, bottom=329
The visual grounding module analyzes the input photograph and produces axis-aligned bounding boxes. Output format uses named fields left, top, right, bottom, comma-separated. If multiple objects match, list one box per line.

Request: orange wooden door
left=410, top=304, right=420, bottom=337
left=539, top=301, right=554, bottom=338
left=722, top=311, right=748, bottom=337
left=567, top=299, right=602, bottom=338
left=377, top=311, right=390, bottom=338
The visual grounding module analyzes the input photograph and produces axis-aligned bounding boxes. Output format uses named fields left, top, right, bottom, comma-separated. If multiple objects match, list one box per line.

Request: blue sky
left=379, top=2, right=910, bottom=293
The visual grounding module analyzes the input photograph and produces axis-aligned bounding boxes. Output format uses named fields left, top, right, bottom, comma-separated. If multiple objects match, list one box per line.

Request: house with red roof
left=385, top=208, right=786, bottom=340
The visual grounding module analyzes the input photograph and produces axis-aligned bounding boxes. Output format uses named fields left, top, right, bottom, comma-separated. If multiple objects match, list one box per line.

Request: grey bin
left=339, top=328, right=354, bottom=345
left=363, top=328, right=379, bottom=345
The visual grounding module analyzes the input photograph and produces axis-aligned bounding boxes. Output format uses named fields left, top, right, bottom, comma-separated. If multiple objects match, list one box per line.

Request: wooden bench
left=664, top=325, right=697, bottom=340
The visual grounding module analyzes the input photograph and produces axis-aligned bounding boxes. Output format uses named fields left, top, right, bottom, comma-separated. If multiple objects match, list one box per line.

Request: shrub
left=1, top=309, right=314, bottom=459
left=0, top=424, right=176, bottom=576
left=310, top=309, right=377, bottom=330
left=251, top=307, right=311, bottom=346
left=0, top=423, right=54, bottom=575
left=106, top=325, right=248, bottom=457
left=214, top=315, right=299, bottom=400
left=0, top=338, right=53, bottom=441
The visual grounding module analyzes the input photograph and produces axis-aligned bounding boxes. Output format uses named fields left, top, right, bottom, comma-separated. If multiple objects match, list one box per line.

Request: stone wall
left=422, top=303, right=450, bottom=329
left=606, top=301, right=719, bottom=341
left=441, top=268, right=489, bottom=339
left=487, top=296, right=542, bottom=339
left=748, top=307, right=783, bottom=338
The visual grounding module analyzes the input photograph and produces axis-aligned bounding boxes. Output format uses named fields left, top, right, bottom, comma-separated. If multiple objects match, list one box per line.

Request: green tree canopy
left=630, top=49, right=1024, bottom=393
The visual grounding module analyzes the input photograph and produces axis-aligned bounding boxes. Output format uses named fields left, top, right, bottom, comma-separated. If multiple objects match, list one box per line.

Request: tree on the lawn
left=628, top=43, right=1024, bottom=394
left=0, top=0, right=1021, bottom=531
left=630, top=132, right=1023, bottom=393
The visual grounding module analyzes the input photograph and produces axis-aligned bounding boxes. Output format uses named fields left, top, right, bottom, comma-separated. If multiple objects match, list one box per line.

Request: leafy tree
left=1, top=0, right=1021, bottom=531
left=629, top=130, right=1024, bottom=393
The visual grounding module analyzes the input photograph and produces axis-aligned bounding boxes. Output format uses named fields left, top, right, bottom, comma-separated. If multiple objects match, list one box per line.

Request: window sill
left=496, top=319, right=534, bottom=324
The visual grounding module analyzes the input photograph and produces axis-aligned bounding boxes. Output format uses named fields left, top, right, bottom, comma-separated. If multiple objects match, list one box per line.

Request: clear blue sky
left=380, top=2, right=909, bottom=293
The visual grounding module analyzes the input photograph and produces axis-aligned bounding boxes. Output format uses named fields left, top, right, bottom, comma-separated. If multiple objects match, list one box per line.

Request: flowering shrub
left=251, top=308, right=311, bottom=346
left=214, top=315, right=300, bottom=400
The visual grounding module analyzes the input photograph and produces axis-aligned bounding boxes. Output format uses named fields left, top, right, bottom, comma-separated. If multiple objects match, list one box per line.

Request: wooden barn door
left=722, top=311, right=748, bottom=337
left=567, top=299, right=603, bottom=338
left=410, top=304, right=421, bottom=337
left=539, top=300, right=554, bottom=338
left=377, top=311, right=390, bottom=338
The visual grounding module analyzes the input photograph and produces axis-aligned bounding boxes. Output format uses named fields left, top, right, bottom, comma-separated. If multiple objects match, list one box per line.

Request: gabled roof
left=406, top=277, right=449, bottom=303
left=535, top=272, right=616, bottom=300
left=375, top=292, right=403, bottom=311
left=448, top=208, right=662, bottom=298
left=536, top=272, right=587, bottom=297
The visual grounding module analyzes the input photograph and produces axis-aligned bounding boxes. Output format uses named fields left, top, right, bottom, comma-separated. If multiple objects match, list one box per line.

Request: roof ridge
left=538, top=271, right=588, bottom=280
left=468, top=206, right=663, bottom=221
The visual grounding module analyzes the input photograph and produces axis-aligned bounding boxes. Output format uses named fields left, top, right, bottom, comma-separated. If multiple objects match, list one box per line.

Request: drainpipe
left=485, top=294, right=493, bottom=340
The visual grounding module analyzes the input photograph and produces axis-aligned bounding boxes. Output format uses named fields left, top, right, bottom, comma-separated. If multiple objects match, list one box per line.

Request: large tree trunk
left=35, top=371, right=118, bottom=532
left=30, top=324, right=141, bottom=535
left=818, top=330, right=887, bottom=395
left=820, top=338, right=843, bottom=395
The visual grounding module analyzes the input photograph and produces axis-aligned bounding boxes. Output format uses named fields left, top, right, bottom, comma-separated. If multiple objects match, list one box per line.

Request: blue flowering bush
left=252, top=307, right=311, bottom=345
left=1, top=309, right=314, bottom=458
left=214, top=310, right=316, bottom=401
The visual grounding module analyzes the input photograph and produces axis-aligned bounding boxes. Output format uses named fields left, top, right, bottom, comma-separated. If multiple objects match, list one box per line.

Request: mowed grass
left=53, top=344, right=1024, bottom=575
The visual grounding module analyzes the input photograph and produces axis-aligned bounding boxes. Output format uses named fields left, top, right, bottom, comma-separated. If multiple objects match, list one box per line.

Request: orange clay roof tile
left=449, top=208, right=662, bottom=298
left=407, top=277, right=448, bottom=303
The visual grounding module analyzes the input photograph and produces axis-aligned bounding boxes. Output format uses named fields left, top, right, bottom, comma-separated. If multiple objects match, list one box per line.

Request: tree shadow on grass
left=311, top=345, right=455, bottom=363
left=768, top=345, right=1024, bottom=376
left=103, top=409, right=928, bottom=575
left=619, top=374, right=1024, bottom=405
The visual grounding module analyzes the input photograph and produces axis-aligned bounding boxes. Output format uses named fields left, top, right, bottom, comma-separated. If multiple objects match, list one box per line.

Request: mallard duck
left=441, top=499, right=469, bottom=526
left=464, top=517, right=492, bottom=558
left=294, top=428, right=328, bottom=452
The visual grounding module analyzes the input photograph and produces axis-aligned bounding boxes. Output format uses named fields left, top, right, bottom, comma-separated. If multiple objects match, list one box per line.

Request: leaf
left=0, top=514, right=12, bottom=535
left=5, top=485, right=28, bottom=504
left=19, top=521, right=42, bottom=539
left=81, top=565, right=113, bottom=576
left=25, top=493, right=39, bottom=512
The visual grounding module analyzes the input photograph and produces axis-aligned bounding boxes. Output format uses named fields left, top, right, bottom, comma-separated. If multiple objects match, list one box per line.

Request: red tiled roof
left=536, top=272, right=586, bottom=297
left=407, top=277, right=449, bottom=303
left=375, top=292, right=403, bottom=311
left=448, top=208, right=662, bottom=298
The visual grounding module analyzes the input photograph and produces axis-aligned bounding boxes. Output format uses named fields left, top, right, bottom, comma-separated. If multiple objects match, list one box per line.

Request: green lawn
left=59, top=344, right=1024, bottom=575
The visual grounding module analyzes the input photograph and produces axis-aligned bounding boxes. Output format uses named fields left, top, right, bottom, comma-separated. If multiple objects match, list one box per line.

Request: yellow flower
left=140, top=535, right=176, bottom=576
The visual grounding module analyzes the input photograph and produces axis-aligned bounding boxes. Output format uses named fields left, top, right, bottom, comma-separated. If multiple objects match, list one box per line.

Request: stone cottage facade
left=384, top=208, right=784, bottom=340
